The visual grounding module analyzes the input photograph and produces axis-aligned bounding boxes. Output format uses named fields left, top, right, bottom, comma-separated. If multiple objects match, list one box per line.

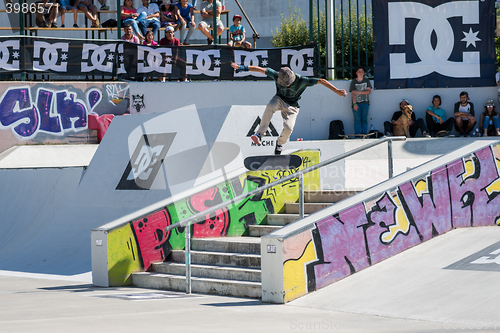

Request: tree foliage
left=271, top=1, right=373, bottom=79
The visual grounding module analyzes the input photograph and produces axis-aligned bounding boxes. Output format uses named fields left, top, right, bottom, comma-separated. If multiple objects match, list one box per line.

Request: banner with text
left=0, top=36, right=319, bottom=80
left=373, top=0, right=496, bottom=89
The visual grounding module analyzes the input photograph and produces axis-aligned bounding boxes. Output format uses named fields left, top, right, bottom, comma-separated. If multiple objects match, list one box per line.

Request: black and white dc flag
left=373, top=0, right=496, bottom=89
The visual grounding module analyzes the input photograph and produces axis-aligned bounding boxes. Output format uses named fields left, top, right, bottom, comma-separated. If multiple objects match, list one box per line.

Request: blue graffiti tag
left=0, top=86, right=91, bottom=139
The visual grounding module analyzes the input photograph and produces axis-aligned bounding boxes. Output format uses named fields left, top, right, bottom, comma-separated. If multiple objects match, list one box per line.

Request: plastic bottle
left=476, top=128, right=480, bottom=137
left=370, top=124, right=375, bottom=131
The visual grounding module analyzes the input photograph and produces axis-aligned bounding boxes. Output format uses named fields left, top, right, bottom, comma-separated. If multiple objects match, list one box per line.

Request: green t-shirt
left=427, top=106, right=445, bottom=123
left=265, top=68, right=319, bottom=108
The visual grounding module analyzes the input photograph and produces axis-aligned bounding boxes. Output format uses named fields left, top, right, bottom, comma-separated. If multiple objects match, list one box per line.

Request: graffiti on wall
left=0, top=82, right=129, bottom=143
left=283, top=145, right=500, bottom=302
left=106, top=150, right=320, bottom=286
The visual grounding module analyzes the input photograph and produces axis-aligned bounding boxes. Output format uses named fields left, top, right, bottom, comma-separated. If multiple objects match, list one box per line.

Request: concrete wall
left=261, top=140, right=500, bottom=303
left=92, top=149, right=320, bottom=286
left=130, top=81, right=498, bottom=140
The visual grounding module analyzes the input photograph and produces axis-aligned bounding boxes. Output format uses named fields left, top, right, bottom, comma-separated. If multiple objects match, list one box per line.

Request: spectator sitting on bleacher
left=142, top=30, right=158, bottom=45
left=137, top=0, right=161, bottom=40
left=121, top=23, right=140, bottom=44
left=121, top=0, right=145, bottom=41
left=227, top=15, right=251, bottom=49
left=160, top=2, right=179, bottom=29
left=176, top=0, right=195, bottom=45
left=97, top=0, right=109, bottom=10
left=58, top=0, right=77, bottom=27
left=75, top=0, right=100, bottom=27
left=36, top=0, right=59, bottom=28
left=198, top=0, right=224, bottom=45
left=159, top=26, right=187, bottom=82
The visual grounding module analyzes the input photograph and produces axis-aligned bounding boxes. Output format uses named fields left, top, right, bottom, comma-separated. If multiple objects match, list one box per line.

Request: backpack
left=328, top=120, right=345, bottom=139
left=369, top=129, right=384, bottom=138
left=102, top=19, right=117, bottom=28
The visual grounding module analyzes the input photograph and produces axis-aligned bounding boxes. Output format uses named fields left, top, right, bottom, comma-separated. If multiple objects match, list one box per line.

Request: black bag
left=328, top=120, right=345, bottom=139
left=369, top=129, right=383, bottom=138
left=102, top=19, right=117, bottom=28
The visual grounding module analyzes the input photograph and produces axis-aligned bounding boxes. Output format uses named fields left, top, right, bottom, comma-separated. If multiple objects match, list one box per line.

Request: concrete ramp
left=289, top=226, right=500, bottom=329
left=0, top=147, right=95, bottom=276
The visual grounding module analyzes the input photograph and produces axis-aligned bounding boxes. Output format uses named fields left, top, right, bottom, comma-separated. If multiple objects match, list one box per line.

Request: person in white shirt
left=137, top=0, right=161, bottom=38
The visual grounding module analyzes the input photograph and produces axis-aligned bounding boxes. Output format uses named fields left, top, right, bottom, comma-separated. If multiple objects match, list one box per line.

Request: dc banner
left=373, top=0, right=496, bottom=89
left=0, top=36, right=319, bottom=80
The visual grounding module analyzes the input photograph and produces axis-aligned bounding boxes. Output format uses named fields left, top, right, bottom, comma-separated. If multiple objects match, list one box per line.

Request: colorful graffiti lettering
left=0, top=83, right=130, bottom=141
left=284, top=145, right=500, bottom=302
left=106, top=150, right=320, bottom=285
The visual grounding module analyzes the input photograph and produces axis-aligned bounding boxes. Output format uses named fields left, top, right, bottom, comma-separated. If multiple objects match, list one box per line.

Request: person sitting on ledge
left=384, top=98, right=430, bottom=137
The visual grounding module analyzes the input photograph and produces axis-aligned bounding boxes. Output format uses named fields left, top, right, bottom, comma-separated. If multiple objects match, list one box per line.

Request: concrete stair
left=131, top=190, right=359, bottom=298
left=131, top=237, right=263, bottom=298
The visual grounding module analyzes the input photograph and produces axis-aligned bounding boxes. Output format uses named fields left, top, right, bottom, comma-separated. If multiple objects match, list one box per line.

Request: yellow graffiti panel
left=486, top=158, right=500, bottom=197
left=107, top=224, right=142, bottom=286
left=414, top=178, right=428, bottom=196
left=380, top=193, right=411, bottom=243
left=283, top=240, right=317, bottom=302
left=247, top=150, right=320, bottom=214
left=461, top=158, right=475, bottom=181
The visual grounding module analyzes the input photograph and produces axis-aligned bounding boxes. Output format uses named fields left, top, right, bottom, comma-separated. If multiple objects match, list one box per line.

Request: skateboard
left=341, top=133, right=375, bottom=139
left=244, top=155, right=302, bottom=171
left=436, top=130, right=454, bottom=137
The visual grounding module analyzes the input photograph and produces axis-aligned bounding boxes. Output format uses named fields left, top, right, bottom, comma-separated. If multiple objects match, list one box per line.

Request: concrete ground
left=1, top=227, right=499, bottom=333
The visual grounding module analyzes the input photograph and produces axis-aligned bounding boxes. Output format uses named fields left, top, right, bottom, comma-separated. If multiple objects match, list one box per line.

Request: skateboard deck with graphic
left=244, top=155, right=302, bottom=171
left=341, top=133, right=375, bottom=139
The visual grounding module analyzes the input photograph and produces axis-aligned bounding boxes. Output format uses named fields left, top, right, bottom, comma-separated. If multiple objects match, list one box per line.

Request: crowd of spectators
left=34, top=0, right=252, bottom=49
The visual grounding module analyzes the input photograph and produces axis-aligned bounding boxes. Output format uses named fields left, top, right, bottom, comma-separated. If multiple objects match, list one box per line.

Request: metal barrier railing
left=164, top=136, right=407, bottom=293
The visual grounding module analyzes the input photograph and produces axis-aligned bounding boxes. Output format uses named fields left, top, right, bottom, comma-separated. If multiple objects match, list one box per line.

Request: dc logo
left=137, top=46, right=171, bottom=74
left=81, top=43, right=117, bottom=73
left=281, top=48, right=314, bottom=76
left=0, top=40, right=20, bottom=71
left=233, top=50, right=268, bottom=77
left=186, top=49, right=221, bottom=76
left=33, top=41, right=69, bottom=72
left=388, top=1, right=480, bottom=79
left=116, top=43, right=126, bottom=75
left=116, top=133, right=176, bottom=190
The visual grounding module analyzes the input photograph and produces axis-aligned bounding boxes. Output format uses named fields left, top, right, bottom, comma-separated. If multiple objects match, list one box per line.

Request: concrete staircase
left=131, top=190, right=360, bottom=297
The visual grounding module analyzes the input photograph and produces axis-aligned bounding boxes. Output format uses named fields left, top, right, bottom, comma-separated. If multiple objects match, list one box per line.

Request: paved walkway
left=1, top=227, right=499, bottom=333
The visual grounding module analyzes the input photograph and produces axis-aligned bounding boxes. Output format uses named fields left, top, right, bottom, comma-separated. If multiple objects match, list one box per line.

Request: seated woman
left=160, top=2, right=179, bottom=29
left=425, top=95, right=455, bottom=136
left=479, top=100, right=500, bottom=137
left=121, top=0, right=145, bottom=41
left=142, top=30, right=157, bottom=46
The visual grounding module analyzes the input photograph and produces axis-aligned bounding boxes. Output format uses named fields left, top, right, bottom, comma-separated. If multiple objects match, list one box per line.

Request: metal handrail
left=164, top=136, right=407, bottom=293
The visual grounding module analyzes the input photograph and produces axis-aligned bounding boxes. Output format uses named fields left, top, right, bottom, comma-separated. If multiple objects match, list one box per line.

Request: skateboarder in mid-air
left=231, top=62, right=347, bottom=155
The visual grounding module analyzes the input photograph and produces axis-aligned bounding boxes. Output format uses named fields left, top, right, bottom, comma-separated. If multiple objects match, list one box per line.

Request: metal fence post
left=388, top=139, right=394, bottom=178
left=185, top=224, right=191, bottom=294
left=299, top=173, right=304, bottom=219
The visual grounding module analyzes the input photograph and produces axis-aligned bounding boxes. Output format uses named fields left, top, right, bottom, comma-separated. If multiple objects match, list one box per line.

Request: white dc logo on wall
left=186, top=49, right=220, bottom=76
left=388, top=1, right=480, bottom=79
left=116, top=43, right=126, bottom=75
left=234, top=50, right=268, bottom=77
left=0, top=40, right=20, bottom=71
left=138, top=46, right=171, bottom=74
left=281, top=48, right=314, bottom=76
left=33, top=41, right=68, bottom=72
left=81, top=43, right=116, bottom=73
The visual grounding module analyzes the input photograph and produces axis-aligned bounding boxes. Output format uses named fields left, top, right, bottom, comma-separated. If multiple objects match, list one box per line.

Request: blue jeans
left=352, top=103, right=369, bottom=134
left=123, top=12, right=146, bottom=37
left=138, top=17, right=161, bottom=37
left=192, top=0, right=197, bottom=7
left=484, top=115, right=500, bottom=131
